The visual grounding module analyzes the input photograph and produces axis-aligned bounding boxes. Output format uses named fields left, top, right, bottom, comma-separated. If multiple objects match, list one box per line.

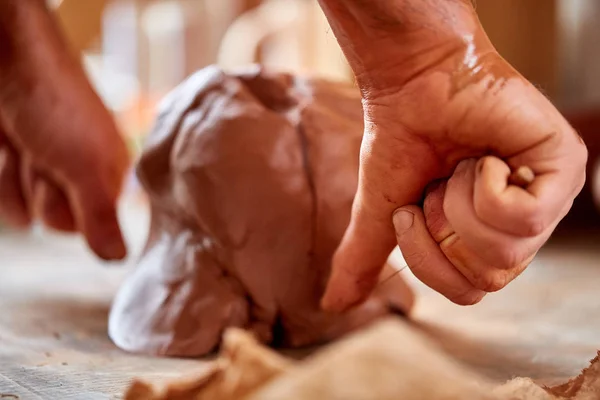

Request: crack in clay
left=295, top=119, right=318, bottom=261
left=236, top=72, right=318, bottom=262
left=109, top=66, right=414, bottom=357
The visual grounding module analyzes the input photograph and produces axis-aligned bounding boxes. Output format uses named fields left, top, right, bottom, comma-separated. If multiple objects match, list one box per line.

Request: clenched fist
left=319, top=0, right=587, bottom=309
left=0, top=0, right=129, bottom=260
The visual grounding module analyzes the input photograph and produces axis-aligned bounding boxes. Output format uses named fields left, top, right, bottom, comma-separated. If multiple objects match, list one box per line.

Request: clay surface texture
left=109, top=66, right=413, bottom=356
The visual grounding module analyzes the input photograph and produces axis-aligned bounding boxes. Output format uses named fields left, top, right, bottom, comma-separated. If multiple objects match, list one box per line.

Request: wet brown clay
left=108, top=65, right=414, bottom=357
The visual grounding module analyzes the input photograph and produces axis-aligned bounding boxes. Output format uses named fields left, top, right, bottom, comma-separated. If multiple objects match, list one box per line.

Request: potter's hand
left=0, top=0, right=129, bottom=260
left=319, top=0, right=587, bottom=310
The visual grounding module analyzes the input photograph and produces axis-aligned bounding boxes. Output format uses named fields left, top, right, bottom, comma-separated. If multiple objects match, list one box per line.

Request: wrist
left=317, top=0, right=488, bottom=95
left=0, top=0, right=79, bottom=107
left=0, top=0, right=48, bottom=64
left=0, top=0, right=74, bottom=81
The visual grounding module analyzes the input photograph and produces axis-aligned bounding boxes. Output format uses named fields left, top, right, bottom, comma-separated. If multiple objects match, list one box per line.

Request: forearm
left=0, top=0, right=73, bottom=87
left=0, top=0, right=89, bottom=119
left=317, top=0, right=480, bottom=91
left=0, top=0, right=115, bottom=158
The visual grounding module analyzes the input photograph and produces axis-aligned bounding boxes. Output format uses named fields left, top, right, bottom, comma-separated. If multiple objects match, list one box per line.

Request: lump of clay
left=109, top=65, right=414, bottom=357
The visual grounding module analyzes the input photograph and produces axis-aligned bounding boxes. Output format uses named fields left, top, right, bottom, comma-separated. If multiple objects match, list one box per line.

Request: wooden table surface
left=1, top=202, right=599, bottom=399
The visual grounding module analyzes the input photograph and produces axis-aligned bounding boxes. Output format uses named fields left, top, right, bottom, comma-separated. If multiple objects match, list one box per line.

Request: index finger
left=321, top=128, right=431, bottom=312
left=320, top=189, right=397, bottom=312
left=67, top=174, right=127, bottom=261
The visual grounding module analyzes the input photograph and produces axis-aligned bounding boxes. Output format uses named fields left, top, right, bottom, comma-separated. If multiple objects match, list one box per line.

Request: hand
left=0, top=82, right=129, bottom=261
left=0, top=0, right=129, bottom=260
left=320, top=0, right=587, bottom=310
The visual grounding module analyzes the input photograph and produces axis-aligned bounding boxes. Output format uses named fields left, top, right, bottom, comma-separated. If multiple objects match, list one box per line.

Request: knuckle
left=423, top=208, right=451, bottom=242
left=404, top=250, right=428, bottom=271
left=521, top=212, right=546, bottom=237
left=577, top=138, right=589, bottom=161
left=450, top=289, right=486, bottom=306
left=475, top=271, right=509, bottom=293
left=495, top=247, right=523, bottom=270
left=577, top=175, right=586, bottom=195
left=423, top=195, right=443, bottom=225
left=574, top=143, right=588, bottom=191
left=577, top=160, right=588, bottom=193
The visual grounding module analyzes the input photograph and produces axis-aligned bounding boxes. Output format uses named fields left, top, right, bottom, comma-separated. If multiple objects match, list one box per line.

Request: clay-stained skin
left=450, top=34, right=519, bottom=98
left=108, top=66, right=414, bottom=357
left=318, top=0, right=517, bottom=99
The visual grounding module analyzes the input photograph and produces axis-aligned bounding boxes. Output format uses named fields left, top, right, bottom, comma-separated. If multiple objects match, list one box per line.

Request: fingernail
left=393, top=210, right=414, bottom=235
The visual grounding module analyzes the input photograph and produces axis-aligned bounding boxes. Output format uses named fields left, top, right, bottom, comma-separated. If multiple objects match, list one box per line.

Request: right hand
left=320, top=0, right=588, bottom=311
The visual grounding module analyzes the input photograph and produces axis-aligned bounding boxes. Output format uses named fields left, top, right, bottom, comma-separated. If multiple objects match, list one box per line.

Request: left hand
left=0, top=0, right=130, bottom=260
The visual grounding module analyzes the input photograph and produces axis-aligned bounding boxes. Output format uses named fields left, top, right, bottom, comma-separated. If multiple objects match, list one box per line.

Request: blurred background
left=58, top=0, right=600, bottom=231
left=54, top=0, right=600, bottom=129
left=4, top=0, right=600, bottom=236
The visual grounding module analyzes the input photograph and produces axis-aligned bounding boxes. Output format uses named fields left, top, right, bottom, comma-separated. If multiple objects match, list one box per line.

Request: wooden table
left=0, top=202, right=207, bottom=399
left=1, top=202, right=599, bottom=398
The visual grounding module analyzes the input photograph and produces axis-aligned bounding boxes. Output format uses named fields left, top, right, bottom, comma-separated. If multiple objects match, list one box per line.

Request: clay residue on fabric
left=545, top=352, right=600, bottom=398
